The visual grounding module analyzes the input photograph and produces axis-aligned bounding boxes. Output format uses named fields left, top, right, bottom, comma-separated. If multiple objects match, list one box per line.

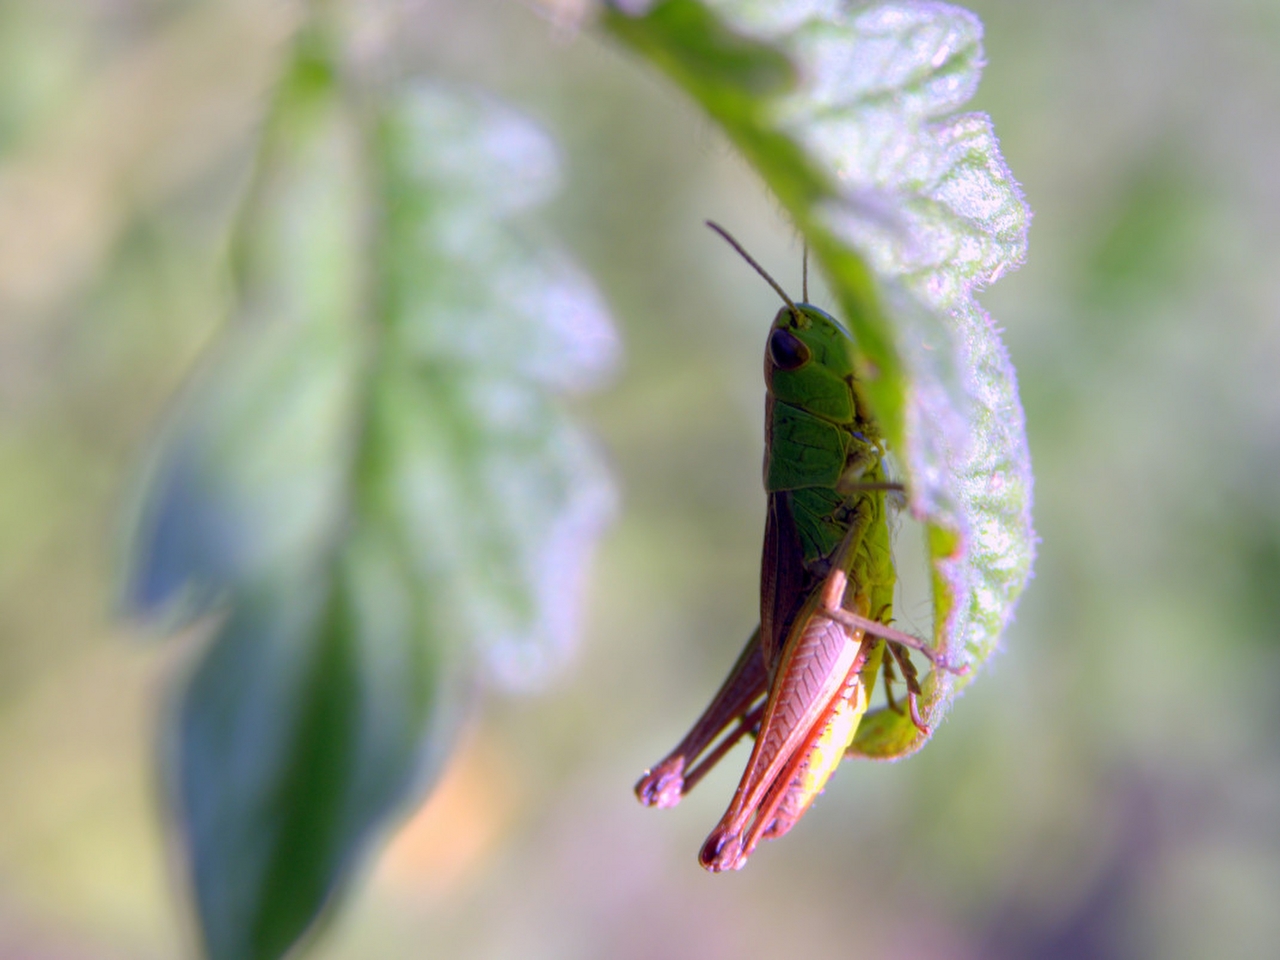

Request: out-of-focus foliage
left=4, top=2, right=1280, bottom=960
left=124, top=14, right=616, bottom=960
left=606, top=0, right=1031, bottom=754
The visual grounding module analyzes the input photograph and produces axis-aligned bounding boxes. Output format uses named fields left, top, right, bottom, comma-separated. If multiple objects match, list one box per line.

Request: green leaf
left=177, top=535, right=447, bottom=960
left=371, top=84, right=617, bottom=688
left=604, top=0, right=1033, bottom=754
left=126, top=41, right=615, bottom=960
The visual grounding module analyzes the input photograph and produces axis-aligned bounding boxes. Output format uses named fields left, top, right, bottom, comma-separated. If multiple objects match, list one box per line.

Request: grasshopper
left=636, top=223, right=963, bottom=871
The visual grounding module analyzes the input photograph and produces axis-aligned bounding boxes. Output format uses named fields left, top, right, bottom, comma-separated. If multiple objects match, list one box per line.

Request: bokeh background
left=3, top=1, right=1280, bottom=958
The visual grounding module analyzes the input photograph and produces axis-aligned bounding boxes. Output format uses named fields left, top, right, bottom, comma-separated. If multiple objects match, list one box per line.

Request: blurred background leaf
left=122, top=13, right=617, bottom=960
left=3, top=2, right=1280, bottom=960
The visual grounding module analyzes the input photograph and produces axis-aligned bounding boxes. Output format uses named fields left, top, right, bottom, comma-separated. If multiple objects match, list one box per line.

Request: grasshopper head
left=765, top=303, right=857, bottom=392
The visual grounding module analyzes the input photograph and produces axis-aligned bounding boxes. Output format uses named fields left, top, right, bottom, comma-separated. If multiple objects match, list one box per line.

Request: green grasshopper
left=635, top=223, right=963, bottom=872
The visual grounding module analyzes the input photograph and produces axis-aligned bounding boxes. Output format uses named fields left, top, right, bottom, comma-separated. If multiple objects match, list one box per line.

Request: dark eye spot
left=769, top=327, right=810, bottom=370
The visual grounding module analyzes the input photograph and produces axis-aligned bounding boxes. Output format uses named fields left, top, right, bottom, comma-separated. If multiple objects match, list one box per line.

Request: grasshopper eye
left=769, top=327, right=810, bottom=371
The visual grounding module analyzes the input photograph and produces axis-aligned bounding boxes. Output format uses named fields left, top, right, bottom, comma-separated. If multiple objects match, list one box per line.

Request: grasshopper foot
left=699, top=829, right=746, bottom=872
left=635, top=757, right=687, bottom=809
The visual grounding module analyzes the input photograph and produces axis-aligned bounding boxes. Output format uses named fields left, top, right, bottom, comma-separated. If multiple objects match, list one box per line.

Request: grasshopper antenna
left=802, top=240, right=809, bottom=302
left=706, top=221, right=801, bottom=323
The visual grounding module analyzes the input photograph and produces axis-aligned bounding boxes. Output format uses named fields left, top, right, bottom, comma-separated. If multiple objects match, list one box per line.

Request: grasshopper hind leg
left=635, top=627, right=768, bottom=809
left=886, top=641, right=930, bottom=735
left=881, top=648, right=902, bottom=714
